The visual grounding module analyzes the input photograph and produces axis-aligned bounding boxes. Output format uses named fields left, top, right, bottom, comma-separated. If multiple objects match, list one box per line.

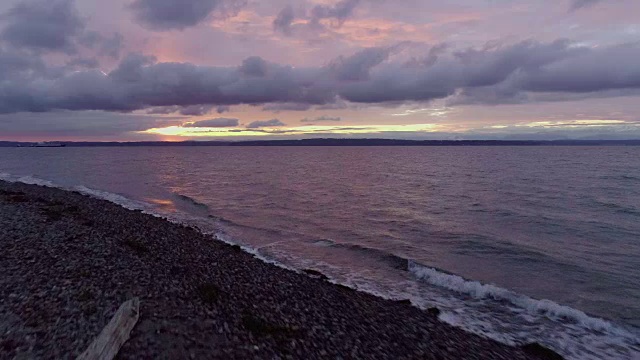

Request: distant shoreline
left=2, top=138, right=640, bottom=147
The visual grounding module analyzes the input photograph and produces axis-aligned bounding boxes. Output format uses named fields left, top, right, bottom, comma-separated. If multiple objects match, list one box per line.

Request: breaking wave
left=74, top=185, right=150, bottom=211
left=172, top=192, right=210, bottom=210
left=0, top=173, right=55, bottom=187
left=325, top=242, right=410, bottom=270
left=408, top=261, right=634, bottom=337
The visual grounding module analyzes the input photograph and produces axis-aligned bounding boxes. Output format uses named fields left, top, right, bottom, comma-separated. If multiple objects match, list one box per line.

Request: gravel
left=0, top=181, right=551, bottom=359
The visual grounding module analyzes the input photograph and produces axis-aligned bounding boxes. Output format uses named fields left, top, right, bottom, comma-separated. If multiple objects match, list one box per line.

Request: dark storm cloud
left=246, top=119, right=286, bottom=128
left=300, top=116, right=342, bottom=123
left=0, top=40, right=639, bottom=114
left=183, top=117, right=239, bottom=127
left=129, top=0, right=246, bottom=31
left=0, top=0, right=84, bottom=54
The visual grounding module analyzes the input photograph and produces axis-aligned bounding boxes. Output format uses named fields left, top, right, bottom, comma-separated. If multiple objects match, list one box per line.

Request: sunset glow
left=0, top=0, right=638, bottom=141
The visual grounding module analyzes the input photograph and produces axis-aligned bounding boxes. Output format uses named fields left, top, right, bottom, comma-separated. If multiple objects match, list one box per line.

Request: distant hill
left=2, top=139, right=640, bottom=147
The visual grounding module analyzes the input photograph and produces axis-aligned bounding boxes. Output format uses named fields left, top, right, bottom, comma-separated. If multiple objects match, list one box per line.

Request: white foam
left=408, top=261, right=634, bottom=336
left=213, top=231, right=295, bottom=271
left=17, top=176, right=55, bottom=187
left=73, top=185, right=148, bottom=211
left=0, top=173, right=55, bottom=187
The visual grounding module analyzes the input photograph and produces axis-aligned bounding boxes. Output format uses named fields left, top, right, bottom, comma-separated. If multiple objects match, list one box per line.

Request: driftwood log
left=77, top=298, right=140, bottom=360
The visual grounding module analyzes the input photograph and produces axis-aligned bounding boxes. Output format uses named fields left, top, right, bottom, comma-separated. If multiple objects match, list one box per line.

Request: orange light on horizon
left=140, top=123, right=444, bottom=138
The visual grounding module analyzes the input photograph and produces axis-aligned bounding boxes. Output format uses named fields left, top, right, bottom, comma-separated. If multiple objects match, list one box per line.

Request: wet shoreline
left=0, top=180, right=553, bottom=359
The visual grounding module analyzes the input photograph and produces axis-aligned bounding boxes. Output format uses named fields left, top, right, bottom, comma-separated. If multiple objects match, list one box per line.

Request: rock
left=427, top=307, right=441, bottom=316
left=302, top=269, right=329, bottom=281
left=521, top=343, right=564, bottom=360
left=196, top=283, right=220, bottom=303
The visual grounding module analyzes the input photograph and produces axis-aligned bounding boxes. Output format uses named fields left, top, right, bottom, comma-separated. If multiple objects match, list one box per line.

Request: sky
left=0, top=0, right=639, bottom=141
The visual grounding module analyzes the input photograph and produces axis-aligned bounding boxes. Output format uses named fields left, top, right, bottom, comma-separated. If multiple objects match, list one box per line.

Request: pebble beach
left=0, top=180, right=558, bottom=359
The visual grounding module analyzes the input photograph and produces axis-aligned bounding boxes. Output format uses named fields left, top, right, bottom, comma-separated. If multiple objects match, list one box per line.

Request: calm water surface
left=1, top=146, right=639, bottom=359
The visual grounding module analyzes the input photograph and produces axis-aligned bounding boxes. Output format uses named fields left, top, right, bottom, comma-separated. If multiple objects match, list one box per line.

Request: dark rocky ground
left=0, top=181, right=558, bottom=359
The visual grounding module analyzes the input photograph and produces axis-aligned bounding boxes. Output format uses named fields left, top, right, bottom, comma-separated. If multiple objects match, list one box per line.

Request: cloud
left=0, top=40, right=639, bottom=114
left=98, top=33, right=124, bottom=59
left=310, top=0, right=360, bottom=27
left=273, top=5, right=294, bottom=35
left=274, top=0, right=360, bottom=37
left=300, top=116, right=342, bottom=123
left=329, top=46, right=396, bottom=81
left=79, top=31, right=124, bottom=59
left=238, top=56, right=269, bottom=77
left=569, top=0, right=601, bottom=11
left=66, top=57, right=100, bottom=69
left=129, top=0, right=246, bottom=31
left=447, top=41, right=640, bottom=105
left=178, top=104, right=215, bottom=116
left=146, top=106, right=178, bottom=115
left=0, top=0, right=84, bottom=54
left=246, top=119, right=286, bottom=128
left=146, top=104, right=214, bottom=115
left=0, top=47, right=47, bottom=81
left=263, top=103, right=312, bottom=112
left=183, top=117, right=239, bottom=127
left=406, top=43, right=449, bottom=68
left=216, top=105, right=230, bottom=113
left=0, top=110, right=183, bottom=137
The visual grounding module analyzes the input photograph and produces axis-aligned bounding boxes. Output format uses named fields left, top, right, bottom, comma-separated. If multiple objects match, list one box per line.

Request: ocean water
left=1, top=146, right=639, bottom=359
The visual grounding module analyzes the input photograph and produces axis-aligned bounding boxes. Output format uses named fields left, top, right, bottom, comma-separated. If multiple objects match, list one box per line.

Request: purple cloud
left=273, top=5, right=295, bottom=35
left=310, top=0, right=360, bottom=27
left=129, top=0, right=246, bottom=31
left=246, top=119, right=286, bottom=128
left=569, top=0, right=602, bottom=11
left=263, top=103, right=312, bottom=112
left=0, top=0, right=84, bottom=54
left=184, top=117, right=239, bottom=127
left=0, top=40, right=639, bottom=114
left=300, top=116, right=342, bottom=123
left=216, top=105, right=231, bottom=113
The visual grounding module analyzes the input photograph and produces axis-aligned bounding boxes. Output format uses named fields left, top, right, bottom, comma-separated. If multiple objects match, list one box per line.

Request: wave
left=212, top=231, right=295, bottom=271
left=408, top=261, right=634, bottom=336
left=3, top=172, right=639, bottom=359
left=0, top=173, right=55, bottom=187
left=592, top=199, right=640, bottom=216
left=621, top=175, right=640, bottom=181
left=74, top=185, right=150, bottom=211
left=327, top=242, right=410, bottom=270
left=172, top=192, right=210, bottom=210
